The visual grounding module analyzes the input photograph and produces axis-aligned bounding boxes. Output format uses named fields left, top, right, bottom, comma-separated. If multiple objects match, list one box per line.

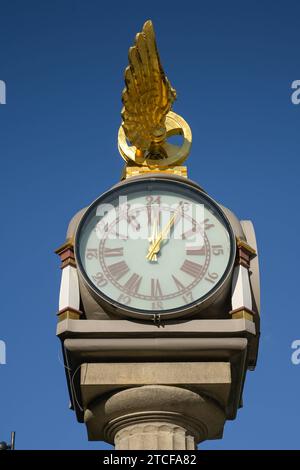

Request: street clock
left=56, top=20, right=260, bottom=451
left=75, top=177, right=236, bottom=320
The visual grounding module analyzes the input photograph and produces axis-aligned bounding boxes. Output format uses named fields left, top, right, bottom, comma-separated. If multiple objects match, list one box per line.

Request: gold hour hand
left=146, top=210, right=177, bottom=261
left=146, top=234, right=163, bottom=262
left=148, top=213, right=159, bottom=261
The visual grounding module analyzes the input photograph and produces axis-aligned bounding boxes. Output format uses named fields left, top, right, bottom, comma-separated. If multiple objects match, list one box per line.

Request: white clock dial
left=75, top=179, right=235, bottom=318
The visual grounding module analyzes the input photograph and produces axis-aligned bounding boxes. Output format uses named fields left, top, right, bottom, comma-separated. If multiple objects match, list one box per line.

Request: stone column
left=84, top=385, right=226, bottom=450
left=115, top=422, right=196, bottom=450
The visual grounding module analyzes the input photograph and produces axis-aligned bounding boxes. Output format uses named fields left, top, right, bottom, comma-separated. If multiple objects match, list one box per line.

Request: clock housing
left=74, top=175, right=236, bottom=320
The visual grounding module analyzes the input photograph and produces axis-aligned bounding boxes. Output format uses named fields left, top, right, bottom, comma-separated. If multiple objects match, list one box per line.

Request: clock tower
left=56, top=20, right=260, bottom=450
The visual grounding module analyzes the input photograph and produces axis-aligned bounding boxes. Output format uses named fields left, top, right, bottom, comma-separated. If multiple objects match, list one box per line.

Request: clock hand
left=146, top=214, right=175, bottom=261
left=148, top=212, right=159, bottom=261
left=146, top=207, right=180, bottom=261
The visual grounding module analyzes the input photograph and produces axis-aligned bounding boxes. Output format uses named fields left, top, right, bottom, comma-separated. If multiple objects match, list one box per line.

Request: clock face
left=75, top=178, right=235, bottom=319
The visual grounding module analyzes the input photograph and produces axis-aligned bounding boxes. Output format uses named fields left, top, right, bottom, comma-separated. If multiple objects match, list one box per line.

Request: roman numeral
left=186, top=245, right=205, bottom=256
left=123, top=273, right=142, bottom=294
left=180, top=260, right=203, bottom=278
left=103, top=247, right=124, bottom=257
left=172, top=275, right=186, bottom=291
left=182, top=218, right=215, bottom=240
left=181, top=225, right=200, bottom=240
left=151, top=278, right=163, bottom=298
left=108, top=261, right=129, bottom=280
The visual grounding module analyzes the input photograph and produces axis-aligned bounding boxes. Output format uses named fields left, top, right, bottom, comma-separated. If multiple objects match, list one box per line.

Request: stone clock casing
left=57, top=172, right=260, bottom=442
left=71, top=174, right=245, bottom=321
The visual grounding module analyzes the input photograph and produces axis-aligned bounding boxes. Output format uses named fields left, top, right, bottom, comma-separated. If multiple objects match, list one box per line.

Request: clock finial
left=118, top=20, right=192, bottom=178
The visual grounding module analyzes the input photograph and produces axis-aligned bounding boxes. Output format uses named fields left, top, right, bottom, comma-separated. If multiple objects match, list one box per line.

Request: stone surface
left=114, top=422, right=196, bottom=450
left=80, top=362, right=231, bottom=409
left=84, top=385, right=226, bottom=448
left=231, top=264, right=253, bottom=311
left=57, top=317, right=256, bottom=336
left=65, top=338, right=248, bottom=421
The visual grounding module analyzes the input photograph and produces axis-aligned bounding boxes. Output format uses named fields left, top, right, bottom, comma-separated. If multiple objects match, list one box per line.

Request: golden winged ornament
left=118, top=20, right=192, bottom=170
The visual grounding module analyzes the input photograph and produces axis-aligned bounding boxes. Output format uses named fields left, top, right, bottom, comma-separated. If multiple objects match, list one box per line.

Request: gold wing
left=121, top=20, right=176, bottom=153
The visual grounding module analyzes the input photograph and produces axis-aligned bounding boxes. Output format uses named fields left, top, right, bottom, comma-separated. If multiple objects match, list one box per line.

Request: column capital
left=84, top=385, right=226, bottom=450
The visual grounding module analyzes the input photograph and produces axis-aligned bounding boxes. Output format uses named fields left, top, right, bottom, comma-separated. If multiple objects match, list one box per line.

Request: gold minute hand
left=148, top=212, right=159, bottom=261
left=146, top=210, right=178, bottom=261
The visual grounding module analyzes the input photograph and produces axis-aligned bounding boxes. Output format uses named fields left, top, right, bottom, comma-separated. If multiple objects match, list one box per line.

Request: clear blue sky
left=0, top=0, right=299, bottom=449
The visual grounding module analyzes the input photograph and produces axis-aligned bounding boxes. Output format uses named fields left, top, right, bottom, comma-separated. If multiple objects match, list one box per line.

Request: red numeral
left=146, top=196, right=161, bottom=205
left=86, top=249, right=97, bottom=260
left=117, top=294, right=131, bottom=305
left=205, top=272, right=219, bottom=284
left=108, top=261, right=129, bottom=280
left=123, top=273, right=142, bottom=294
left=180, top=260, right=203, bottom=278
left=103, top=247, right=124, bottom=257
left=204, top=218, right=214, bottom=230
left=182, top=221, right=201, bottom=240
left=186, top=246, right=205, bottom=256
left=212, top=245, right=224, bottom=255
left=151, top=278, right=163, bottom=298
left=172, top=275, right=185, bottom=291
left=92, top=272, right=107, bottom=288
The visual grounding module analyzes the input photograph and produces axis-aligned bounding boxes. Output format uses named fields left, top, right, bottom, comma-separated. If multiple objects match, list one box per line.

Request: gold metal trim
left=118, top=111, right=192, bottom=168
left=55, top=239, right=74, bottom=255
left=229, top=308, right=254, bottom=322
left=236, top=237, right=257, bottom=256
left=57, top=308, right=82, bottom=322
left=122, top=164, right=188, bottom=179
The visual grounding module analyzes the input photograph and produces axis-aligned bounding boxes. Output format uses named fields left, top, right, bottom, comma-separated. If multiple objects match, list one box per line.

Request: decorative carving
left=236, top=237, right=257, bottom=269
left=122, top=20, right=176, bottom=153
left=55, top=240, right=76, bottom=269
left=119, top=21, right=192, bottom=171
left=57, top=307, right=82, bottom=322
left=230, top=238, right=257, bottom=322
left=56, top=241, right=82, bottom=321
